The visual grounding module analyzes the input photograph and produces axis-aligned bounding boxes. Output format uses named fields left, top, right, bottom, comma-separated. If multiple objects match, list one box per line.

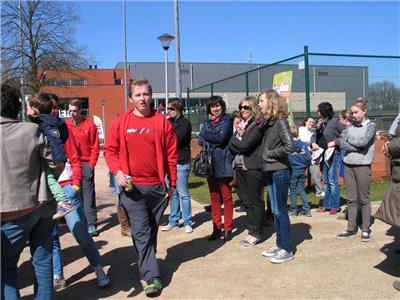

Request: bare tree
left=1, top=0, right=88, bottom=93
left=368, top=80, right=400, bottom=112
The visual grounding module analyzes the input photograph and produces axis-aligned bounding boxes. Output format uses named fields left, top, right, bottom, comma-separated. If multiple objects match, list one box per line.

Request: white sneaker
left=184, top=225, right=193, bottom=234
left=261, top=246, right=281, bottom=257
left=270, top=249, right=294, bottom=264
left=316, top=191, right=325, bottom=197
left=53, top=275, right=67, bottom=291
left=161, top=224, right=179, bottom=231
left=94, top=265, right=110, bottom=287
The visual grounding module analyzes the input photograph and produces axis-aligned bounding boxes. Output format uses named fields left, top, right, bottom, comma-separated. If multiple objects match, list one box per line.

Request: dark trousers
left=236, top=168, right=264, bottom=238
left=120, top=184, right=167, bottom=282
left=206, top=177, right=234, bottom=231
left=81, top=163, right=97, bottom=227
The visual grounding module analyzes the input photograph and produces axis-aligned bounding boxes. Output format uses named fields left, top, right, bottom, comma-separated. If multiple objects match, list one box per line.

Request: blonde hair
left=239, top=96, right=258, bottom=119
left=290, top=125, right=299, bottom=138
left=351, top=97, right=368, bottom=112
left=257, top=89, right=288, bottom=121
left=129, top=77, right=153, bottom=97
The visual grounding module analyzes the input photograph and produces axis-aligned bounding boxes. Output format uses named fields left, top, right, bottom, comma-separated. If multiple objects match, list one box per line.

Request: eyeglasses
left=167, top=107, right=176, bottom=111
left=239, top=105, right=251, bottom=110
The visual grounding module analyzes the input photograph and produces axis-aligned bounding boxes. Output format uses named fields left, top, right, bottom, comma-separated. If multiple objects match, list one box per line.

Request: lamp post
left=157, top=33, right=175, bottom=114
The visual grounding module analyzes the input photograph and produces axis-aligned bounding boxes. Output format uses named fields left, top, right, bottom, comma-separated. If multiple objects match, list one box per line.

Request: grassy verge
left=189, top=170, right=390, bottom=206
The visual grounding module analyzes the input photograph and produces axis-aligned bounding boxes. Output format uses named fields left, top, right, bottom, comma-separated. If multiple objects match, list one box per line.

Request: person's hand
left=165, top=187, right=175, bottom=206
left=72, top=184, right=80, bottom=191
left=55, top=161, right=65, bottom=170
left=311, top=143, right=319, bottom=151
left=327, top=141, right=336, bottom=148
left=115, top=171, right=128, bottom=187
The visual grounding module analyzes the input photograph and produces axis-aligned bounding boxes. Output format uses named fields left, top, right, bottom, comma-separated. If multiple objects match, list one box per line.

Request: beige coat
left=0, top=117, right=52, bottom=215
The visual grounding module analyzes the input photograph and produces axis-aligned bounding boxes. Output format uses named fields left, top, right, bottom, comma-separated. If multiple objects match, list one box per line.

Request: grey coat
left=0, top=117, right=52, bottom=213
left=340, top=119, right=376, bottom=165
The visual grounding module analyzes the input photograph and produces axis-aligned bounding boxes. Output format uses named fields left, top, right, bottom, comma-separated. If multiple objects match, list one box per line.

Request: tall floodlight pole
left=174, top=0, right=182, bottom=98
left=123, top=0, right=129, bottom=111
left=157, top=33, right=175, bottom=114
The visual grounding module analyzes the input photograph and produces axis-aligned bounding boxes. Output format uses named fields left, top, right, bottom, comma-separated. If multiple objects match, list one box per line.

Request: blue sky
left=74, top=1, right=400, bottom=69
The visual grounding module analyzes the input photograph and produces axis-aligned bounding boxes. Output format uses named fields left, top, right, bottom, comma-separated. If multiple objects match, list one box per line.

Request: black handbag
left=193, top=143, right=214, bottom=178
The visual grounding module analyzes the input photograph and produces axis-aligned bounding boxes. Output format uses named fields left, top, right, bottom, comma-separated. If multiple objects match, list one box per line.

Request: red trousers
left=206, top=177, right=234, bottom=231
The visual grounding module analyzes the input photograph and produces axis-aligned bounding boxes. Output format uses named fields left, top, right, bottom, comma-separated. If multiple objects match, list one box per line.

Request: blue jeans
left=168, top=162, right=192, bottom=226
left=322, top=153, right=341, bottom=210
left=53, top=185, right=101, bottom=277
left=1, top=202, right=55, bottom=300
left=265, top=169, right=292, bottom=253
left=289, top=173, right=310, bottom=212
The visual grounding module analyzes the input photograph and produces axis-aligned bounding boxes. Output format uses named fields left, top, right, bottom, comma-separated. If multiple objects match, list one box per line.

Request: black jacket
left=260, top=117, right=294, bottom=172
left=229, top=121, right=265, bottom=170
left=169, top=115, right=192, bottom=164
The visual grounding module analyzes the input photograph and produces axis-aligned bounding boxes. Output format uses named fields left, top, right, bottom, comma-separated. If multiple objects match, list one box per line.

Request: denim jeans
left=289, top=173, right=310, bottom=212
left=265, top=168, right=292, bottom=253
left=1, top=202, right=55, bottom=300
left=53, top=185, right=101, bottom=277
left=322, top=153, right=341, bottom=210
left=168, top=162, right=192, bottom=226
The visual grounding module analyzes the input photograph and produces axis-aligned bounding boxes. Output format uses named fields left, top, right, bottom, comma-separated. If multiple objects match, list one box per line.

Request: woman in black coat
left=229, top=96, right=265, bottom=246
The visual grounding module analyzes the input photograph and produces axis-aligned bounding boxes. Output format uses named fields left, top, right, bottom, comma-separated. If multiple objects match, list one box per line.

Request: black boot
left=223, top=230, right=233, bottom=242
left=208, top=229, right=221, bottom=241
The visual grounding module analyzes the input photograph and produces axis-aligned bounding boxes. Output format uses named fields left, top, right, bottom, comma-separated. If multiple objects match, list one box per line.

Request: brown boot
left=117, top=207, right=131, bottom=237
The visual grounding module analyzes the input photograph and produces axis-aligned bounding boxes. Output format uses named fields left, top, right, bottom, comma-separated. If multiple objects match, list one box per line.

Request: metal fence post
left=186, top=87, right=190, bottom=118
left=304, top=45, right=311, bottom=117
left=211, top=83, right=214, bottom=97
left=246, top=72, right=249, bottom=96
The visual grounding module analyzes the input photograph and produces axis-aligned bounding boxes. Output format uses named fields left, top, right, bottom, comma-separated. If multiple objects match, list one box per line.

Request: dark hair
left=1, top=84, right=21, bottom=119
left=317, top=102, right=334, bottom=119
left=69, top=99, right=82, bottom=110
left=28, top=93, right=53, bottom=114
left=300, top=117, right=314, bottom=127
left=206, top=95, right=226, bottom=115
left=231, top=110, right=240, bottom=119
left=168, top=98, right=184, bottom=113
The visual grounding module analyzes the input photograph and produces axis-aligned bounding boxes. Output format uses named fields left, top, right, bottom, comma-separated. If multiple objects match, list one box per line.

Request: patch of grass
left=189, top=170, right=391, bottom=206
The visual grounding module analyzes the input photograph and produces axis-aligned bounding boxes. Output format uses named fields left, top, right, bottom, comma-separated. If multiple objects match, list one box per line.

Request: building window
left=114, top=78, right=123, bottom=85
left=317, top=71, right=329, bottom=76
left=43, top=78, right=86, bottom=86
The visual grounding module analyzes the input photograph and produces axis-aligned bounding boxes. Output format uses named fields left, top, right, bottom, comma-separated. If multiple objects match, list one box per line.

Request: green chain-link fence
left=186, top=46, right=400, bottom=132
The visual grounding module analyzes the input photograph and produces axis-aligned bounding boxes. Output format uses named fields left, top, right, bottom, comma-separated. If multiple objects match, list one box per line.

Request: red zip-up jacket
left=59, top=127, right=82, bottom=187
left=104, top=109, right=178, bottom=187
left=66, top=118, right=100, bottom=168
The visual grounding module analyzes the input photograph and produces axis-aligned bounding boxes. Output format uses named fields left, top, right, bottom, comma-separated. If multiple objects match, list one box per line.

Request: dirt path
left=18, top=155, right=399, bottom=299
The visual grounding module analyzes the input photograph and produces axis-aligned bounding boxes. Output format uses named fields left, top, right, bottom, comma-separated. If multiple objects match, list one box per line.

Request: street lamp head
left=157, top=33, right=175, bottom=50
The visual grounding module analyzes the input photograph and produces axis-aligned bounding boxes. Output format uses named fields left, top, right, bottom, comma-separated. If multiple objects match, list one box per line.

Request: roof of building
left=115, top=62, right=265, bottom=92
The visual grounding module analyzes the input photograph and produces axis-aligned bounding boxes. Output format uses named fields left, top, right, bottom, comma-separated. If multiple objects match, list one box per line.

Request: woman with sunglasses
left=229, top=96, right=265, bottom=246
left=199, top=96, right=234, bottom=241
left=161, top=98, right=193, bottom=234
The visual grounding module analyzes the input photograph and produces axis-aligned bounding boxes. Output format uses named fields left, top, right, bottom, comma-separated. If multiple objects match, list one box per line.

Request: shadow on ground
left=374, top=225, right=400, bottom=277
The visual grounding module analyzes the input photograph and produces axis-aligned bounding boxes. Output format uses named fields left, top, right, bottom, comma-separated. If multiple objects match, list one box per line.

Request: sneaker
left=88, top=225, right=98, bottom=237
left=393, top=280, right=400, bottom=291
left=144, top=277, right=162, bottom=295
left=361, top=231, right=371, bottom=242
left=329, top=209, right=339, bottom=215
left=53, top=275, right=67, bottom=291
left=261, top=246, right=281, bottom=257
left=53, top=201, right=74, bottom=220
left=184, top=225, right=193, bottom=234
left=316, top=191, right=325, bottom=197
left=161, top=224, right=179, bottom=231
left=298, top=210, right=312, bottom=217
left=270, top=249, right=294, bottom=264
left=317, top=207, right=328, bottom=212
left=94, top=265, right=110, bottom=287
left=288, top=211, right=297, bottom=217
left=336, top=230, right=357, bottom=239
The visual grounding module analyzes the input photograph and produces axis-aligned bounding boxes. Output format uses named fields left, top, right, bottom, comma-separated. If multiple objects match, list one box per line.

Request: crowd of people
left=1, top=78, right=399, bottom=298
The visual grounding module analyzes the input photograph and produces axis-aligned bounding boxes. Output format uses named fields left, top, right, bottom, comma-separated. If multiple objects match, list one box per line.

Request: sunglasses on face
left=167, top=107, right=176, bottom=111
left=239, top=105, right=251, bottom=110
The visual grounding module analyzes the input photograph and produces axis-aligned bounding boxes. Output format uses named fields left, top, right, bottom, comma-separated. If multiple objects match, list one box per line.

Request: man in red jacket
left=66, top=99, right=100, bottom=236
left=104, top=78, right=177, bottom=296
